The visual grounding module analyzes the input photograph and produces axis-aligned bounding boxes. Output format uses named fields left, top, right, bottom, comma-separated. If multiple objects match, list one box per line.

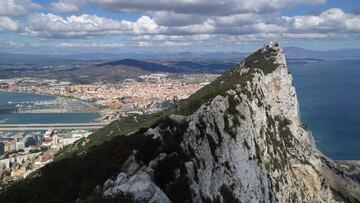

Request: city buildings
left=0, top=129, right=93, bottom=184
left=0, top=74, right=218, bottom=113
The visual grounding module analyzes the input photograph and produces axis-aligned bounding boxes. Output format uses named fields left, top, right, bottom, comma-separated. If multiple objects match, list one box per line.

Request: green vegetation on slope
left=56, top=109, right=172, bottom=160
left=177, top=46, right=280, bottom=115
left=244, top=47, right=279, bottom=74
left=177, top=66, right=254, bottom=115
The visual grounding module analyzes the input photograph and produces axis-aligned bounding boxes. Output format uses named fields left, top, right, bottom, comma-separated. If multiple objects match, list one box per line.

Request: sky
left=0, top=0, right=360, bottom=54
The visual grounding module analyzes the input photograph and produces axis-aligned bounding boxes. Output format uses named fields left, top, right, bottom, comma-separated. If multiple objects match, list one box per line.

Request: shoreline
left=305, top=123, right=360, bottom=165
left=0, top=89, right=103, bottom=114
left=0, top=90, right=111, bottom=124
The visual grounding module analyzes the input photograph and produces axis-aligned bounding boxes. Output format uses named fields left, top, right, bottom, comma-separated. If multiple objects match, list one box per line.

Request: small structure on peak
left=261, top=41, right=280, bottom=53
left=269, top=41, right=278, bottom=47
left=263, top=41, right=279, bottom=52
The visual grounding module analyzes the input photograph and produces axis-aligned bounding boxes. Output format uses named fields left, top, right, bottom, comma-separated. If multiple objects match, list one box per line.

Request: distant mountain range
left=98, top=59, right=235, bottom=74
left=284, top=46, right=360, bottom=59
left=0, top=52, right=243, bottom=64
left=1, top=47, right=360, bottom=83
left=0, top=58, right=236, bottom=83
left=1, top=47, right=360, bottom=64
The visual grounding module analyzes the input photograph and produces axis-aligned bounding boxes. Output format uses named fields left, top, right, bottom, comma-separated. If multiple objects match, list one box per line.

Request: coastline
left=0, top=89, right=102, bottom=114
left=307, top=118, right=360, bottom=175
left=0, top=90, right=109, bottom=124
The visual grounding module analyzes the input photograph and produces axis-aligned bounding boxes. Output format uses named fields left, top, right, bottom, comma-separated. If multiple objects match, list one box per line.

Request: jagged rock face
left=102, top=45, right=360, bottom=202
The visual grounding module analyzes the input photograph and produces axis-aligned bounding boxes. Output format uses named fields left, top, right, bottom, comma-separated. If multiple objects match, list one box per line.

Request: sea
left=288, top=59, right=360, bottom=160
left=0, top=91, right=100, bottom=124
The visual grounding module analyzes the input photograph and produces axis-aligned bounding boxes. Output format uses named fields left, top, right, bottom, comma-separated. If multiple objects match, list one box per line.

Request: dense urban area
left=0, top=129, right=92, bottom=188
left=0, top=73, right=218, bottom=113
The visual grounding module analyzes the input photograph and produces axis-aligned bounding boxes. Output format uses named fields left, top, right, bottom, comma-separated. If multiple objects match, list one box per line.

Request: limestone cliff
left=100, top=44, right=360, bottom=202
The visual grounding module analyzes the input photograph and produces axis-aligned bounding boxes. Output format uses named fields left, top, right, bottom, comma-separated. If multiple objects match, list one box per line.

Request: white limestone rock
left=122, top=154, right=141, bottom=176
left=185, top=161, right=195, bottom=180
left=148, top=187, right=172, bottom=203
left=115, top=172, right=127, bottom=186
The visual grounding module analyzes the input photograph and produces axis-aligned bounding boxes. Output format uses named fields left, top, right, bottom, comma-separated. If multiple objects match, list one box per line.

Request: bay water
left=0, top=91, right=100, bottom=124
left=289, top=60, right=360, bottom=160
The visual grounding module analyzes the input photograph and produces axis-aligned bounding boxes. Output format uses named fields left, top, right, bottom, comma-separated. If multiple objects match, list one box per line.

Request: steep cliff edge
left=0, top=44, right=359, bottom=203
left=99, top=44, right=360, bottom=202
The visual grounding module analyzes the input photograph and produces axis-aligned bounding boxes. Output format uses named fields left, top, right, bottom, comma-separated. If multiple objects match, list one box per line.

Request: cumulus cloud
left=0, top=0, right=40, bottom=16
left=132, top=16, right=165, bottom=34
left=286, top=8, right=360, bottom=33
left=151, top=11, right=206, bottom=27
left=18, top=7, right=360, bottom=42
left=50, top=2, right=81, bottom=13
left=2, top=0, right=360, bottom=52
left=127, top=8, right=360, bottom=46
left=173, top=19, right=216, bottom=34
left=23, top=13, right=166, bottom=38
left=0, top=16, right=19, bottom=32
left=214, top=13, right=263, bottom=26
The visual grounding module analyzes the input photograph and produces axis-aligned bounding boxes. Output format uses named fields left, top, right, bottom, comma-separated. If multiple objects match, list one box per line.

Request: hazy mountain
left=98, top=59, right=236, bottom=74
left=285, top=46, right=360, bottom=59
left=99, top=59, right=170, bottom=72
left=1, top=47, right=360, bottom=65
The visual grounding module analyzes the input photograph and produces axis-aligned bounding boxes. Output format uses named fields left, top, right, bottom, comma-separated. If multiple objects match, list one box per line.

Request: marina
left=0, top=91, right=102, bottom=124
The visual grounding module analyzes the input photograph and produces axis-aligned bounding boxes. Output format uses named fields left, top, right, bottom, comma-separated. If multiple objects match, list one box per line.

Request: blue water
left=0, top=91, right=56, bottom=109
left=0, top=91, right=100, bottom=124
left=288, top=60, right=360, bottom=160
left=0, top=113, right=100, bottom=124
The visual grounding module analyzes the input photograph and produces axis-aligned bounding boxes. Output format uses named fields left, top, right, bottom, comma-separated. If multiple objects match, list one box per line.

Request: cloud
left=23, top=13, right=166, bottom=38
left=19, top=8, right=360, bottom=42
left=133, top=16, right=165, bottom=34
left=151, top=11, right=206, bottom=27
left=0, top=39, right=24, bottom=48
left=0, top=0, right=41, bottom=16
left=214, top=13, right=263, bottom=26
left=129, top=8, right=360, bottom=45
left=130, top=34, right=213, bottom=43
left=2, top=0, right=360, bottom=52
left=286, top=8, right=360, bottom=32
left=50, top=2, right=81, bottom=13
left=173, top=19, right=216, bottom=34
left=56, top=42, right=124, bottom=48
left=0, top=16, right=19, bottom=32
left=86, top=0, right=325, bottom=15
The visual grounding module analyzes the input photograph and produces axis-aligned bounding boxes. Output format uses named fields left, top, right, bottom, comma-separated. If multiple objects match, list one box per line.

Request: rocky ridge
left=98, top=44, right=360, bottom=202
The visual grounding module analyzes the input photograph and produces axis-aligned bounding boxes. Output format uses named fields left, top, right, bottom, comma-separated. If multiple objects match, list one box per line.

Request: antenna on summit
left=266, top=41, right=279, bottom=49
